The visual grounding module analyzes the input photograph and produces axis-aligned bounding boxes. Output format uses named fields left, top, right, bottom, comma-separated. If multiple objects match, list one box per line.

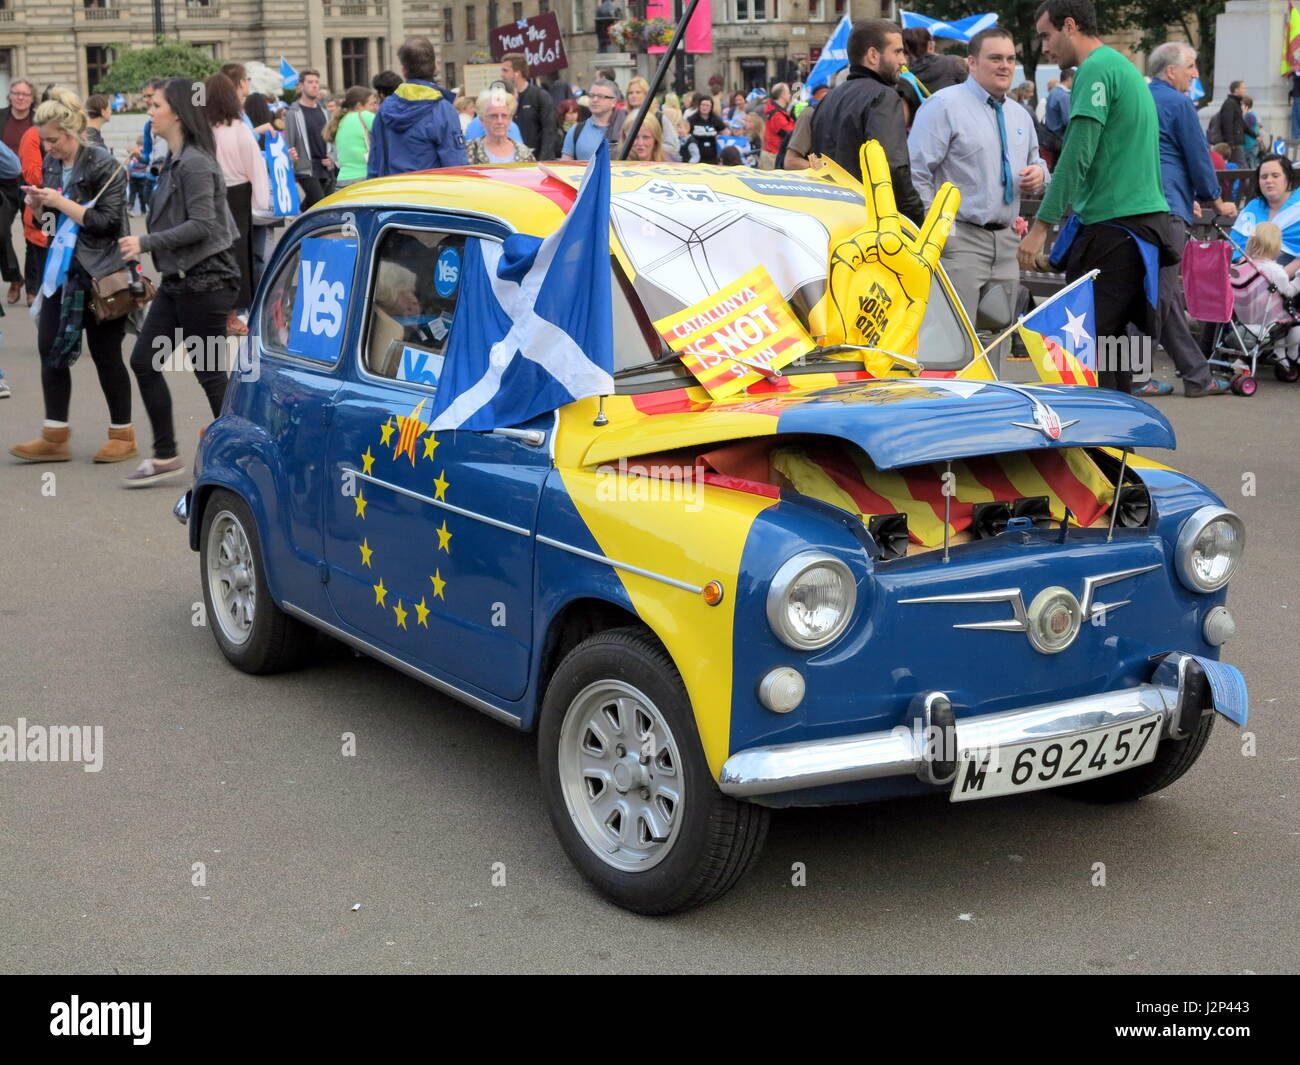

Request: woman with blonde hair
left=10, top=86, right=138, bottom=464
left=453, top=93, right=476, bottom=134
left=325, top=85, right=377, bottom=187
left=465, top=87, right=535, bottom=163
left=620, top=113, right=666, bottom=162
left=660, top=105, right=684, bottom=160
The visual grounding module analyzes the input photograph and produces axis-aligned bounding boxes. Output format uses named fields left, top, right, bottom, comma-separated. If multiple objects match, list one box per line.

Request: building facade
left=0, top=1, right=891, bottom=98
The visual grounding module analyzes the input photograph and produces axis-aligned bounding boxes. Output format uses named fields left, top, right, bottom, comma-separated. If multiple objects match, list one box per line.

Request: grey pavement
left=0, top=236, right=1296, bottom=973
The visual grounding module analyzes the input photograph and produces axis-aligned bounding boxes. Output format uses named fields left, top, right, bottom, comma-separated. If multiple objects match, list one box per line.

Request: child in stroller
left=1228, top=222, right=1300, bottom=380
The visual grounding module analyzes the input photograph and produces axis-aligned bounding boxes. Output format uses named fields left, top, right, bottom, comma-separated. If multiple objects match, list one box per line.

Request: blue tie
left=988, top=97, right=1014, bottom=205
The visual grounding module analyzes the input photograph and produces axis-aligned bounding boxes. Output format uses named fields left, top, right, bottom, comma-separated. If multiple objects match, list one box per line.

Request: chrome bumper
left=173, top=490, right=190, bottom=526
left=718, top=652, right=1216, bottom=798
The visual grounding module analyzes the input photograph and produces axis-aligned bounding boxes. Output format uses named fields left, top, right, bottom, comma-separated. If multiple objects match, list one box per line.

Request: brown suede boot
left=9, top=426, right=71, bottom=463
left=93, top=427, right=139, bottom=463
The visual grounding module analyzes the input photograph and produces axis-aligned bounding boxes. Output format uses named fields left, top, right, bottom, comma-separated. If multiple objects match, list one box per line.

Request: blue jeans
left=1292, top=96, right=1300, bottom=140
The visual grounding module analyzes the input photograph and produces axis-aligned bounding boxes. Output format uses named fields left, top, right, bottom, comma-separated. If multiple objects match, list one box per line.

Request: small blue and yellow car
left=176, top=161, right=1246, bottom=913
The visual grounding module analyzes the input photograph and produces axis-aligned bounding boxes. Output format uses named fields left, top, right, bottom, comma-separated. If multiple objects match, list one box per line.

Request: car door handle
left=490, top=427, right=547, bottom=447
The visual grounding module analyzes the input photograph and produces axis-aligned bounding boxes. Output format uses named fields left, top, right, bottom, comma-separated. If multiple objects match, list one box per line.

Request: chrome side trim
left=719, top=682, right=1176, bottom=797
left=281, top=601, right=524, bottom=728
left=899, top=588, right=1028, bottom=632
left=346, top=467, right=532, bottom=537
left=1079, top=564, right=1160, bottom=621
left=535, top=534, right=704, bottom=594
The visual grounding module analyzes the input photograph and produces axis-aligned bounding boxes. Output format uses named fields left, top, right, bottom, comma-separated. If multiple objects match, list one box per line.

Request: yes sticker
left=287, top=237, right=358, bottom=361
left=434, top=246, right=461, bottom=299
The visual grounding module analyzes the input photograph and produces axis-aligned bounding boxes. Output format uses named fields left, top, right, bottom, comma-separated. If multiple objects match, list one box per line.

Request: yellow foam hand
left=825, top=141, right=960, bottom=370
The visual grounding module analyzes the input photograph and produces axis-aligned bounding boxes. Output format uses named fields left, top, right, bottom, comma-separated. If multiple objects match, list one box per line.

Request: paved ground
left=0, top=227, right=1295, bottom=973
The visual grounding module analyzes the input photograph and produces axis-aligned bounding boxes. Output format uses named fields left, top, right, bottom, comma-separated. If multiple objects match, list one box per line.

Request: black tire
left=1063, top=712, right=1215, bottom=803
left=199, top=488, right=315, bottom=675
left=538, top=626, right=769, bottom=914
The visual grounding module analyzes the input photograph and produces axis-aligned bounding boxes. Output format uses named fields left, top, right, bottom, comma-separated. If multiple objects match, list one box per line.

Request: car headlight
left=1176, top=506, right=1245, bottom=593
left=766, top=552, right=856, bottom=650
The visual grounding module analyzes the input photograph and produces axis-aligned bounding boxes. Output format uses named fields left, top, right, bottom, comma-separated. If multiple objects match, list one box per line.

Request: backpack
left=1207, top=110, right=1223, bottom=145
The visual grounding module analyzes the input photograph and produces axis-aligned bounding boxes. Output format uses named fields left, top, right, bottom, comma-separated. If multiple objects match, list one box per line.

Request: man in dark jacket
left=810, top=18, right=925, bottom=225
left=1218, top=80, right=1247, bottom=165
left=368, top=36, right=468, bottom=178
left=501, top=52, right=559, bottom=160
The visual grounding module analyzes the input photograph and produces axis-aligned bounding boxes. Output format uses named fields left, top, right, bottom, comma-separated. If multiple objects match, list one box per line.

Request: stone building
left=0, top=1, right=892, bottom=99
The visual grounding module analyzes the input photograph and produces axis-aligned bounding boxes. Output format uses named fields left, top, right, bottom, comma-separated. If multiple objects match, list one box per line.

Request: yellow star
left=423, top=432, right=440, bottom=461
left=379, top=417, right=395, bottom=446
left=361, top=447, right=375, bottom=475
left=359, top=539, right=373, bottom=567
left=430, top=570, right=446, bottom=599
left=433, top=469, right=450, bottom=501
left=436, top=520, right=452, bottom=552
left=393, top=599, right=408, bottom=629
left=354, top=491, right=367, bottom=519
left=414, top=597, right=430, bottom=627
left=373, top=577, right=388, bottom=607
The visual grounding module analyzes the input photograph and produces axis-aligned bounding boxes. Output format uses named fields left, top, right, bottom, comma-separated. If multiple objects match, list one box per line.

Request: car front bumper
left=718, top=652, right=1239, bottom=798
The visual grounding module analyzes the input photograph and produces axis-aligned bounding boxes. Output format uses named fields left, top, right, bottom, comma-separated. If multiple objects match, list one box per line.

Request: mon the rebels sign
left=489, top=13, right=568, bottom=75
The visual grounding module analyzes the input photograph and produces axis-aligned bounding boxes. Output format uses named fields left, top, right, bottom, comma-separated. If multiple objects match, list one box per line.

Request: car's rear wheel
left=200, top=489, right=315, bottom=674
left=539, top=626, right=769, bottom=914
left=1062, top=712, right=1215, bottom=803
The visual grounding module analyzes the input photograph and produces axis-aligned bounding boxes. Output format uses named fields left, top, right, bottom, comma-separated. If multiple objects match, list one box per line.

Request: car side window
left=364, top=228, right=467, bottom=385
left=260, top=230, right=356, bottom=360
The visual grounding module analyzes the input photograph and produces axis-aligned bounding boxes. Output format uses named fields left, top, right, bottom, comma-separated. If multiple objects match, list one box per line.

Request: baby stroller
left=1184, top=226, right=1300, bottom=395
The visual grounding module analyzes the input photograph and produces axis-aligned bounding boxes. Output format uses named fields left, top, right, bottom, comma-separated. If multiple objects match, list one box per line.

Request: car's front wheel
left=539, top=626, right=769, bottom=914
left=200, top=489, right=315, bottom=674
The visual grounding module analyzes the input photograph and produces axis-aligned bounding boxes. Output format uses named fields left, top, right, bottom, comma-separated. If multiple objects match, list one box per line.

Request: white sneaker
left=0, top=379, right=10, bottom=399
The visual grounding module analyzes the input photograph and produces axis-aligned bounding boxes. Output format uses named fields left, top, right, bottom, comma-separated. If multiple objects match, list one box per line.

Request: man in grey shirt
left=908, top=26, right=1048, bottom=340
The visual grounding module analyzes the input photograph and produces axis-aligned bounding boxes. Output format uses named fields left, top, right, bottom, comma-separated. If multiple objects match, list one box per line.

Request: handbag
left=89, top=267, right=156, bottom=323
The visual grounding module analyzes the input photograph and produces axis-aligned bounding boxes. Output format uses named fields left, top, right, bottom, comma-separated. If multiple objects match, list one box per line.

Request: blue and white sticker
left=286, top=237, right=357, bottom=361
left=398, top=345, right=444, bottom=386
left=434, top=245, right=461, bottom=299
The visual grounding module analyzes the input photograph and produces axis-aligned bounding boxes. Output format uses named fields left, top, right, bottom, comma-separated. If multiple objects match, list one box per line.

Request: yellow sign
left=652, top=265, right=815, bottom=399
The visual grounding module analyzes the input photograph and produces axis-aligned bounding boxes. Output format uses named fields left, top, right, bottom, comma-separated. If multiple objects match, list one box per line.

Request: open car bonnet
left=583, top=378, right=1176, bottom=471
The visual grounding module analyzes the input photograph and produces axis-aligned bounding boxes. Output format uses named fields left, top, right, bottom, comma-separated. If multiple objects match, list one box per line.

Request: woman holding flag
left=9, top=87, right=137, bottom=465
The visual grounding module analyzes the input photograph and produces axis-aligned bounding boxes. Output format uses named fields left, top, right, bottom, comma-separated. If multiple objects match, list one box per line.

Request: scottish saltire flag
left=1018, top=278, right=1098, bottom=386
left=1189, top=77, right=1205, bottom=102
left=899, top=11, right=998, bottom=42
left=806, top=16, right=852, bottom=93
left=428, top=140, right=615, bottom=431
left=279, top=57, right=299, bottom=90
left=31, top=213, right=81, bottom=317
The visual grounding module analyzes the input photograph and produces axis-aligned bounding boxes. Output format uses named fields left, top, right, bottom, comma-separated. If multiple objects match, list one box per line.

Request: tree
left=912, top=1, right=1132, bottom=83
left=94, top=42, right=221, bottom=95
left=1116, top=2, right=1226, bottom=103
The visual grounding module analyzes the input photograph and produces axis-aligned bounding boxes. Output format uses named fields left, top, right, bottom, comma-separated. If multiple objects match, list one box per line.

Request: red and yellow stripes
left=1018, top=326, right=1098, bottom=387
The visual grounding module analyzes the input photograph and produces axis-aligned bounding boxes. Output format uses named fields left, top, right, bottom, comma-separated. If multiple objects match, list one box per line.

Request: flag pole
left=972, top=268, right=1100, bottom=365
left=619, top=0, right=703, bottom=160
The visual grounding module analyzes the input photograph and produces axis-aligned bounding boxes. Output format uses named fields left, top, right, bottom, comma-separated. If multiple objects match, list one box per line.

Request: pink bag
left=1181, top=239, right=1234, bottom=323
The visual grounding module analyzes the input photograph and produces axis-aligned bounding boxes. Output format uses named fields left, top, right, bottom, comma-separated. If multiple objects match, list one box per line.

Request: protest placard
left=489, top=12, right=568, bottom=76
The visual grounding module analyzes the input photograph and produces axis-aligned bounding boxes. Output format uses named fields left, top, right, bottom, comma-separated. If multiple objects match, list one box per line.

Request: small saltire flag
left=898, top=11, right=999, bottom=43
left=1284, top=4, right=1300, bottom=75
left=1018, top=278, right=1098, bottom=386
left=31, top=213, right=81, bottom=317
left=428, top=139, right=615, bottom=431
left=1188, top=77, right=1205, bottom=102
left=806, top=16, right=852, bottom=93
left=280, top=57, right=300, bottom=90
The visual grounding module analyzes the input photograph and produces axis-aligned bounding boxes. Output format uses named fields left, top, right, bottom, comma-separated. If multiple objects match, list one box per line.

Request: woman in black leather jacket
left=9, top=87, right=137, bottom=465
left=119, top=77, right=239, bottom=487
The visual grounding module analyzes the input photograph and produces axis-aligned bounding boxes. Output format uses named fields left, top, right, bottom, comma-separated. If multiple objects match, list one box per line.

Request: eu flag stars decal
left=351, top=404, right=454, bottom=635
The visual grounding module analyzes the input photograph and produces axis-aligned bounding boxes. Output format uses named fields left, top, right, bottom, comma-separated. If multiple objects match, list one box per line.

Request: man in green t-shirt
left=1017, top=0, right=1175, bottom=395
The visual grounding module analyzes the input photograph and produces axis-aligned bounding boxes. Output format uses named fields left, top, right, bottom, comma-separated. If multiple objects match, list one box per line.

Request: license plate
left=950, top=713, right=1164, bottom=802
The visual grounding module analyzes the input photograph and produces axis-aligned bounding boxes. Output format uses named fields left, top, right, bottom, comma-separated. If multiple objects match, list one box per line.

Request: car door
left=322, top=211, right=551, bottom=702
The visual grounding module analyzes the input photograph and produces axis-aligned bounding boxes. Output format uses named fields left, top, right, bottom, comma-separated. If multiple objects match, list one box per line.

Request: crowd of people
left=0, top=5, right=1292, bottom=467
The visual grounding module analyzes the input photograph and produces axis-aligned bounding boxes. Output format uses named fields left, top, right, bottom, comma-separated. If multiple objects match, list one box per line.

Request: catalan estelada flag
left=1283, top=4, right=1300, bottom=75
left=1018, top=276, right=1098, bottom=386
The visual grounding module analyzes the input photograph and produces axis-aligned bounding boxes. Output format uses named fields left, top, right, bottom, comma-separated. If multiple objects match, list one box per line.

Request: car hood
left=585, top=378, right=1176, bottom=470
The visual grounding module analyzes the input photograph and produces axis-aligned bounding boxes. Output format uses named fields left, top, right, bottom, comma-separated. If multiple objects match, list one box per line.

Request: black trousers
left=129, top=285, right=234, bottom=459
left=297, top=175, right=326, bottom=210
left=0, top=182, right=23, bottom=283
left=1065, top=223, right=1152, bottom=393
left=24, top=240, right=47, bottom=298
left=37, top=284, right=132, bottom=425
left=225, top=181, right=253, bottom=312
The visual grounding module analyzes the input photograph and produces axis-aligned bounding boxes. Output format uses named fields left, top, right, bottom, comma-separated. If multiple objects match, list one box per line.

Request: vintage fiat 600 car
left=176, top=162, right=1246, bottom=913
